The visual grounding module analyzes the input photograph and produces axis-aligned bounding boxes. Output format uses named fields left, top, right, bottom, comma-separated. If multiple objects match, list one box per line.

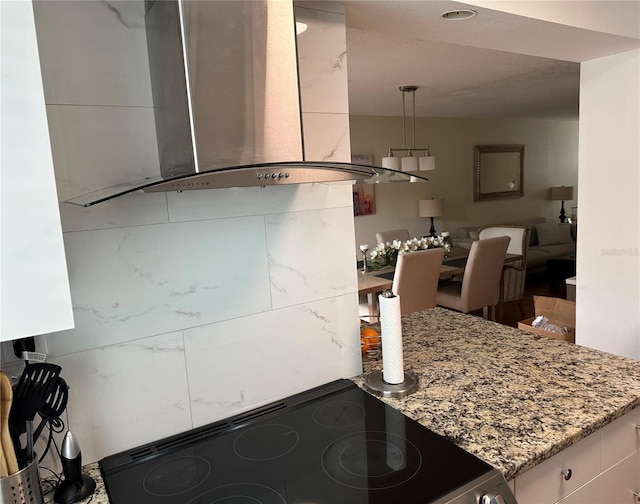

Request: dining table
left=357, top=246, right=521, bottom=321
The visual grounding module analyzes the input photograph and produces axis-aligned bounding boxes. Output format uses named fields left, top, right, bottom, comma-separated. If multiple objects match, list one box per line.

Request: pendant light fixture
left=382, top=86, right=436, bottom=172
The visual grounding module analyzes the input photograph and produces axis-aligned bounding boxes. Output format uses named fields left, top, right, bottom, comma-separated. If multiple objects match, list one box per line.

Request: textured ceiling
left=344, top=0, right=640, bottom=119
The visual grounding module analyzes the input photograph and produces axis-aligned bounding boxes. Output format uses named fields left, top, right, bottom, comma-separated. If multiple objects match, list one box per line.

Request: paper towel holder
left=364, top=291, right=419, bottom=397
left=364, top=370, right=419, bottom=398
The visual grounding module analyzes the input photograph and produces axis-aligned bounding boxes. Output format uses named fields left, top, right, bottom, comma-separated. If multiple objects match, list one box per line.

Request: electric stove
left=100, top=379, right=516, bottom=503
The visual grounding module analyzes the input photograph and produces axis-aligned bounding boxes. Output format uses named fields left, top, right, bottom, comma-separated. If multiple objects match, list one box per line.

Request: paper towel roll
left=379, top=292, right=404, bottom=384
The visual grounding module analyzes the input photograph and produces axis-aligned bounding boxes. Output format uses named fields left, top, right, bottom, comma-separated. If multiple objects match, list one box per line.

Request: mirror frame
left=474, top=144, right=524, bottom=201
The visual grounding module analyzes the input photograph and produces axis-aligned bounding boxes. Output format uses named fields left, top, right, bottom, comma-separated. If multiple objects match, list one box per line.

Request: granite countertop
left=353, top=307, right=640, bottom=480
left=42, top=307, right=640, bottom=502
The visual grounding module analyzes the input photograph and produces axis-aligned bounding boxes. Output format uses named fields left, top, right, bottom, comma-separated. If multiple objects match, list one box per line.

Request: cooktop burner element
left=142, top=455, right=210, bottom=496
left=322, top=430, right=422, bottom=489
left=186, top=483, right=286, bottom=504
left=233, top=424, right=299, bottom=460
left=100, top=379, right=517, bottom=504
left=312, top=400, right=366, bottom=427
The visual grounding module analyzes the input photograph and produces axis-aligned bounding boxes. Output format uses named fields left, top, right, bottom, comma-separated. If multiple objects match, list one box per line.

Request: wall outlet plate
left=1, top=335, right=48, bottom=367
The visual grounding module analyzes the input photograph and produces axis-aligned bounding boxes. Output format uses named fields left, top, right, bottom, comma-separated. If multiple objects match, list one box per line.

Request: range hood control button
left=271, top=173, right=277, bottom=179
left=257, top=173, right=264, bottom=180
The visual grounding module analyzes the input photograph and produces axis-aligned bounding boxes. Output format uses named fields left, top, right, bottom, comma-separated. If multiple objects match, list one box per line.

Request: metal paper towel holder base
left=363, top=370, right=418, bottom=398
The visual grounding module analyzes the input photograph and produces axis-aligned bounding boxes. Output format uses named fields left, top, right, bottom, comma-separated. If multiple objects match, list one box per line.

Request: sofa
left=452, top=217, right=576, bottom=275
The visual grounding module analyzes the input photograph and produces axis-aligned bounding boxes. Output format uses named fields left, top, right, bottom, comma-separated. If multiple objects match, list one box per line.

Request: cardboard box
left=518, top=296, right=576, bottom=343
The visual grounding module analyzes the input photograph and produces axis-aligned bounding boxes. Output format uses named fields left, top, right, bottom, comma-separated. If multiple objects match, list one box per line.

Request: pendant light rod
left=399, top=85, right=418, bottom=151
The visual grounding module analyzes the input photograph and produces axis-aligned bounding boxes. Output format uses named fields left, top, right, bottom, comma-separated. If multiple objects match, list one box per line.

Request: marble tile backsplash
left=33, top=0, right=152, bottom=107
left=23, top=0, right=360, bottom=465
left=49, top=215, right=273, bottom=355
left=46, top=104, right=159, bottom=202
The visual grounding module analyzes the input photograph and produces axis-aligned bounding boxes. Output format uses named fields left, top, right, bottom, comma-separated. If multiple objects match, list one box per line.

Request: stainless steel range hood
left=66, top=0, right=426, bottom=207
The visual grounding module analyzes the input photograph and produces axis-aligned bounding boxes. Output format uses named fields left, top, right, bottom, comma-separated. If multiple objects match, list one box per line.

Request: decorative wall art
left=351, top=155, right=375, bottom=216
left=353, top=183, right=376, bottom=216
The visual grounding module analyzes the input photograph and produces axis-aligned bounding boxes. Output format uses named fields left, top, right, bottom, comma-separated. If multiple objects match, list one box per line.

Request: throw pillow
left=535, top=223, right=573, bottom=246
left=469, top=230, right=479, bottom=240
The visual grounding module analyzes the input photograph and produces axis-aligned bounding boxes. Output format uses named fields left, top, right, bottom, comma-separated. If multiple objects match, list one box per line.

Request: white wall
left=349, top=115, right=578, bottom=252
left=576, top=49, right=640, bottom=359
left=0, top=0, right=362, bottom=466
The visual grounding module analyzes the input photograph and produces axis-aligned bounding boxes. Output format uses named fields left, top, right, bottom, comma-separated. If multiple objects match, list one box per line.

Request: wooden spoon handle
left=1, top=443, right=8, bottom=477
left=1, top=371, right=20, bottom=475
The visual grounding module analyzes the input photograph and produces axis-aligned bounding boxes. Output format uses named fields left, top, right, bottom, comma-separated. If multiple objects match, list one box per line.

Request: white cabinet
left=515, top=428, right=602, bottom=503
left=559, top=451, right=640, bottom=504
left=601, top=407, right=640, bottom=470
left=0, top=1, right=74, bottom=341
left=515, top=409, right=640, bottom=504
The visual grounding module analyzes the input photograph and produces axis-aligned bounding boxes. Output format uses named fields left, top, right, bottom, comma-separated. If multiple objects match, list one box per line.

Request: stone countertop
left=353, top=307, right=640, bottom=481
left=42, top=308, right=640, bottom=502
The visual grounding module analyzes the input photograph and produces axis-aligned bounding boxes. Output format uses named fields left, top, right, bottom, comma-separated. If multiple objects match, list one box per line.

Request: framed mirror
left=474, top=144, right=524, bottom=201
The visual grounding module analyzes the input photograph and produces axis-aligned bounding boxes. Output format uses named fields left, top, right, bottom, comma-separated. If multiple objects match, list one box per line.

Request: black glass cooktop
left=100, top=379, right=495, bottom=504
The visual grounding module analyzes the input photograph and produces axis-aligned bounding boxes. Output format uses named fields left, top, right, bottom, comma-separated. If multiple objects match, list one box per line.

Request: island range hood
left=66, top=0, right=427, bottom=207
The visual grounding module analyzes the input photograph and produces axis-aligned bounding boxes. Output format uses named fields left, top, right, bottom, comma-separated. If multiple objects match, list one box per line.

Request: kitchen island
left=353, top=307, right=640, bottom=501
left=47, top=307, right=640, bottom=503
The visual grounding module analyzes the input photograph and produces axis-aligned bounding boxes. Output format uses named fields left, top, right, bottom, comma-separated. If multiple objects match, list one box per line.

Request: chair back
left=460, top=235, right=511, bottom=312
left=376, top=229, right=410, bottom=244
left=392, top=248, right=445, bottom=315
left=477, top=225, right=528, bottom=256
left=477, top=225, right=529, bottom=303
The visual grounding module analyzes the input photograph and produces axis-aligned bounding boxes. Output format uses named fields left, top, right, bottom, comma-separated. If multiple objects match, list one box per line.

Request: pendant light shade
left=381, top=153, right=399, bottom=171
left=419, top=150, right=436, bottom=171
left=384, top=86, right=436, bottom=173
left=401, top=154, right=419, bottom=172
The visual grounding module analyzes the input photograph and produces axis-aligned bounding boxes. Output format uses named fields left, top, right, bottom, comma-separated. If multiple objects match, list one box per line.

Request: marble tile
left=46, top=104, right=159, bottom=202
left=51, top=331, right=192, bottom=464
left=295, top=6, right=349, bottom=114
left=47, top=216, right=271, bottom=355
left=60, top=192, right=169, bottom=233
left=166, top=182, right=353, bottom=222
left=266, top=206, right=358, bottom=308
left=33, top=0, right=152, bottom=107
left=302, top=112, right=351, bottom=162
left=184, top=294, right=362, bottom=427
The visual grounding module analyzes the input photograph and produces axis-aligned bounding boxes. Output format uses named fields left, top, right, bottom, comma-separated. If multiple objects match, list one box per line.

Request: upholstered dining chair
left=392, top=248, right=445, bottom=316
left=376, top=229, right=410, bottom=244
left=436, top=235, right=511, bottom=320
left=477, top=225, right=530, bottom=322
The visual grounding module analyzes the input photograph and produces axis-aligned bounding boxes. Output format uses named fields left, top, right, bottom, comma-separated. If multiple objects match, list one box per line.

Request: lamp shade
left=419, top=155, right=435, bottom=171
left=401, top=156, right=419, bottom=172
left=381, top=156, right=399, bottom=171
left=419, top=199, right=444, bottom=217
left=550, top=186, right=574, bottom=200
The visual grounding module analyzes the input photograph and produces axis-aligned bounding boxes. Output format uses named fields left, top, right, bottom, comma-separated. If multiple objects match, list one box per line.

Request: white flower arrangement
left=368, top=236, right=450, bottom=268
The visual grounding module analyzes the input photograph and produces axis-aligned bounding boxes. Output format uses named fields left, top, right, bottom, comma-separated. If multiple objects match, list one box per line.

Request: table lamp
left=550, top=186, right=574, bottom=223
left=419, top=199, right=444, bottom=237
